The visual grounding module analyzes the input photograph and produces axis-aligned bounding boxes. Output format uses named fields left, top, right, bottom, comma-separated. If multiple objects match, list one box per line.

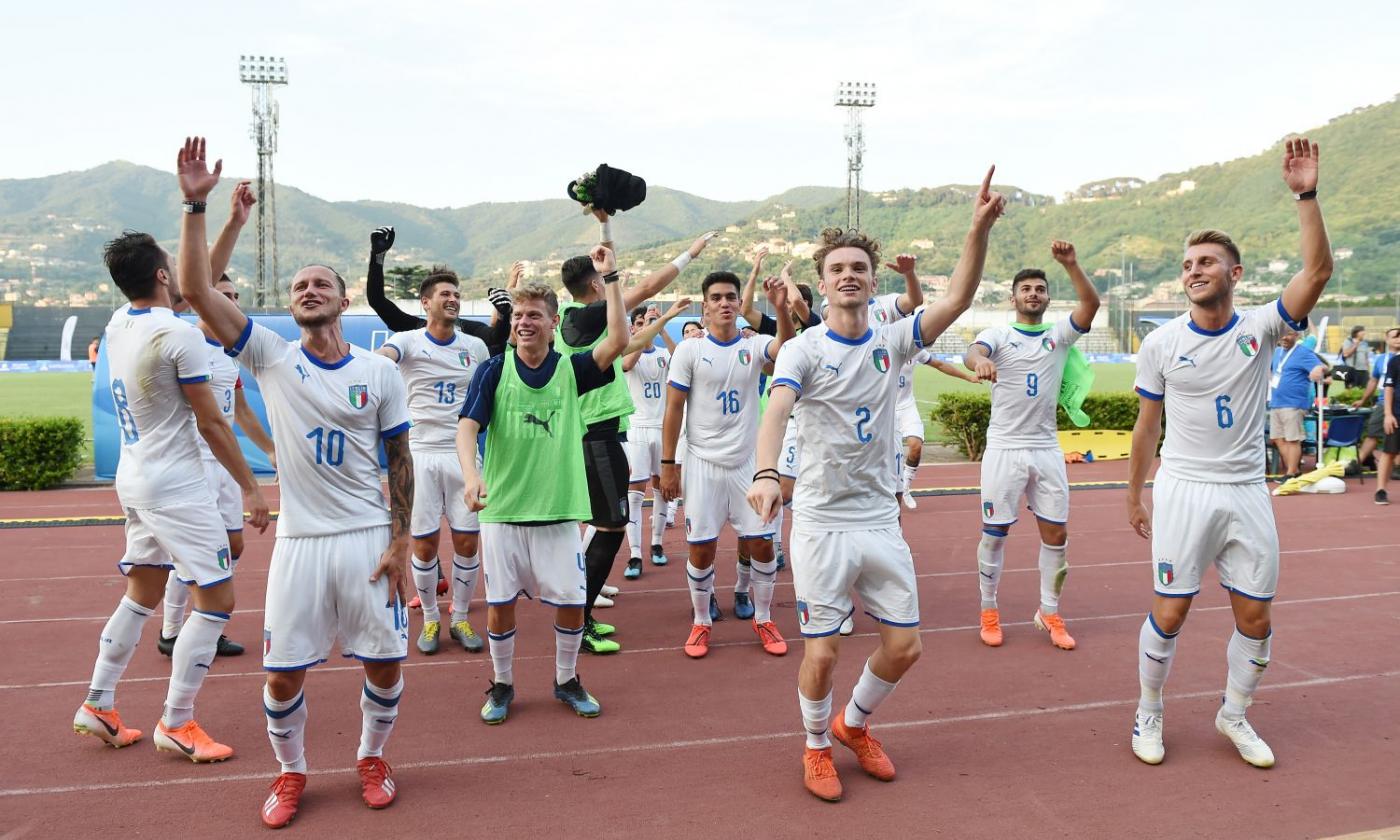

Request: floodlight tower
left=239, top=55, right=288, bottom=309
left=834, top=82, right=876, bottom=230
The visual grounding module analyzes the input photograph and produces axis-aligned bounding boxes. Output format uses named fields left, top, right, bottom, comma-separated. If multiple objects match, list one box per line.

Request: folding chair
left=1321, top=413, right=1366, bottom=485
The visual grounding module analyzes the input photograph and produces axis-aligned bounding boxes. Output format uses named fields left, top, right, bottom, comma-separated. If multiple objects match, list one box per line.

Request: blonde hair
left=812, top=227, right=881, bottom=277
left=510, top=281, right=559, bottom=316
left=1185, top=229, right=1241, bottom=265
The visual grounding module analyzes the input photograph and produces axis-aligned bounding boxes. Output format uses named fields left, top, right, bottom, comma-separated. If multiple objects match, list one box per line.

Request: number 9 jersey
left=227, top=320, right=412, bottom=537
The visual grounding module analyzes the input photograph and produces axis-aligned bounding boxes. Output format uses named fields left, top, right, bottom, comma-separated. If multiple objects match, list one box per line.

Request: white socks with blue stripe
left=489, top=628, right=516, bottom=685
left=1038, top=541, right=1068, bottom=614
left=686, top=561, right=715, bottom=626
left=162, top=571, right=189, bottom=638
left=358, top=676, right=403, bottom=759
left=163, top=608, right=227, bottom=727
left=87, top=595, right=151, bottom=709
left=626, top=490, right=644, bottom=559
left=1223, top=629, right=1271, bottom=718
left=1137, top=615, right=1178, bottom=715
left=555, top=624, right=584, bottom=684
left=844, top=659, right=897, bottom=729
left=977, top=531, right=1007, bottom=609
left=264, top=685, right=308, bottom=774
left=799, top=689, right=833, bottom=749
left=750, top=558, right=778, bottom=623
left=412, top=558, right=440, bottom=622
left=450, top=553, right=479, bottom=621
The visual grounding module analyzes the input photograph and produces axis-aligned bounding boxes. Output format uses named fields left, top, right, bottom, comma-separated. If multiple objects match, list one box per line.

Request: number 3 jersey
left=229, top=320, right=411, bottom=537
left=382, top=327, right=488, bottom=453
left=770, top=318, right=925, bottom=531
left=104, top=304, right=213, bottom=509
left=1133, top=299, right=1303, bottom=484
left=973, top=318, right=1087, bottom=450
left=667, top=333, right=774, bottom=468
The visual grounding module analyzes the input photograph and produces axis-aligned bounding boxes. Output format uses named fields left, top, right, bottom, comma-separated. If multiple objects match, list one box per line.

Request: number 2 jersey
left=228, top=320, right=411, bottom=537
left=105, top=304, right=212, bottom=509
left=382, top=327, right=488, bottom=453
left=1134, top=299, right=1304, bottom=484
left=973, top=318, right=1088, bottom=450
left=668, top=333, right=774, bottom=467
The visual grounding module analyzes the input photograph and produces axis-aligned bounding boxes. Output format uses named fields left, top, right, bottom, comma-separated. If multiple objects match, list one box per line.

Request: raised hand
left=689, top=231, right=718, bottom=259
left=763, top=274, right=789, bottom=310
left=1051, top=240, right=1077, bottom=266
left=590, top=244, right=616, bottom=274
left=487, top=287, right=512, bottom=316
left=668, top=297, right=693, bottom=316
left=645, top=304, right=661, bottom=323
left=508, top=260, right=525, bottom=289
left=230, top=181, right=256, bottom=226
left=592, top=206, right=610, bottom=223
left=752, top=245, right=770, bottom=268
left=176, top=136, right=222, bottom=201
left=972, top=165, right=1007, bottom=231
left=1281, top=136, right=1319, bottom=194
left=370, top=226, right=396, bottom=256
left=885, top=254, right=917, bottom=276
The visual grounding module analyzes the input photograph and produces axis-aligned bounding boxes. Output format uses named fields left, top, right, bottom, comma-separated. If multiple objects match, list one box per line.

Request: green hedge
left=931, top=392, right=1146, bottom=460
left=0, top=417, right=85, bottom=490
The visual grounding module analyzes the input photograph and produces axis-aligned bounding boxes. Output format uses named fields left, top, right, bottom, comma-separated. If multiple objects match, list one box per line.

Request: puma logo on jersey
left=295, top=364, right=310, bottom=383
left=523, top=411, right=556, bottom=436
left=700, top=357, right=714, bottom=366
left=1174, top=354, right=1198, bottom=369
left=823, top=363, right=842, bottom=375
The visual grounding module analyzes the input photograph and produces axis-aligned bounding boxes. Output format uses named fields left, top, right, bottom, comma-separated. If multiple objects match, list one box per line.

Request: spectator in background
left=1340, top=325, right=1371, bottom=369
left=1376, top=350, right=1400, bottom=505
left=1269, top=328, right=1329, bottom=478
left=87, top=335, right=100, bottom=365
left=1354, top=327, right=1400, bottom=473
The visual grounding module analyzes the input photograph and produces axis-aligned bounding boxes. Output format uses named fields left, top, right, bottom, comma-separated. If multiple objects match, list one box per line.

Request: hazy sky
left=3, top=0, right=1395, bottom=207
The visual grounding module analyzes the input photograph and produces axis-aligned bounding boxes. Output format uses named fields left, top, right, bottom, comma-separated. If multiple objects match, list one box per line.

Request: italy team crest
left=458, top=351, right=472, bottom=367
left=983, top=501, right=995, bottom=518
left=796, top=600, right=810, bottom=626
left=875, top=309, right=889, bottom=324
left=216, top=546, right=230, bottom=571
left=1236, top=334, right=1259, bottom=357
left=348, top=384, right=369, bottom=409
left=737, top=349, right=752, bottom=366
left=872, top=347, right=891, bottom=373
left=1042, top=336, right=1056, bottom=352
left=1157, top=560, right=1174, bottom=586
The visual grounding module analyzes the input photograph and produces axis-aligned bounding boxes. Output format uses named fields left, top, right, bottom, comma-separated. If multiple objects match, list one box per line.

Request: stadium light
left=239, top=55, right=289, bottom=85
left=834, top=81, right=877, bottom=108
left=834, top=81, right=877, bottom=229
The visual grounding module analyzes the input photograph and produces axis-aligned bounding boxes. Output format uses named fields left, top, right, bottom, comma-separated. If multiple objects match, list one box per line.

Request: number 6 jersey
left=228, top=320, right=411, bottom=537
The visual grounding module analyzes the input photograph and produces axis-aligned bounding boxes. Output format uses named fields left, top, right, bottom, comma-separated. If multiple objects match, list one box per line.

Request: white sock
left=735, top=559, right=752, bottom=594
left=667, top=499, right=678, bottom=524
left=161, top=572, right=189, bottom=638
left=845, top=659, right=898, bottom=728
left=799, top=689, right=833, bottom=749
left=977, top=530, right=1007, bottom=610
left=263, top=685, right=308, bottom=774
left=750, top=557, right=778, bottom=623
left=686, top=561, right=714, bottom=626
left=1222, top=629, right=1271, bottom=719
left=450, top=553, right=479, bottom=621
left=902, top=462, right=917, bottom=493
left=163, top=609, right=227, bottom=727
left=411, top=558, right=441, bottom=622
left=626, top=490, right=644, bottom=559
left=650, top=491, right=666, bottom=548
left=1138, top=614, right=1178, bottom=715
left=554, top=624, right=584, bottom=685
left=1038, top=541, right=1068, bottom=614
left=86, top=596, right=152, bottom=709
left=358, top=676, right=403, bottom=759
left=488, top=628, right=516, bottom=685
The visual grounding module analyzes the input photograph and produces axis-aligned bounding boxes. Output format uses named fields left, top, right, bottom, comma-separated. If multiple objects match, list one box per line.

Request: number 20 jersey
left=229, top=321, right=411, bottom=537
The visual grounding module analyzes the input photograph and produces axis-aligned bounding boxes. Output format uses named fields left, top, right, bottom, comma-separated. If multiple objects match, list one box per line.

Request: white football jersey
left=820, top=293, right=907, bottom=327
left=230, top=321, right=412, bottom=537
left=895, top=349, right=931, bottom=412
left=383, top=327, right=487, bottom=453
left=974, top=318, right=1087, bottom=449
left=104, top=305, right=211, bottom=509
left=625, top=346, right=670, bottom=429
left=668, top=333, right=774, bottom=468
left=1134, top=299, right=1302, bottom=483
left=770, top=318, right=925, bottom=530
left=195, top=337, right=241, bottom=463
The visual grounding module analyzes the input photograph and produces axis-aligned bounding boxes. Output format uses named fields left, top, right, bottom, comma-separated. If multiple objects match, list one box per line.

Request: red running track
left=1, top=465, right=1398, bottom=838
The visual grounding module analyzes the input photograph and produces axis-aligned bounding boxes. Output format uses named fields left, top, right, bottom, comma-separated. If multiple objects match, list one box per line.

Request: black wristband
left=753, top=475, right=781, bottom=485
left=661, top=458, right=676, bottom=465
left=182, top=200, right=207, bottom=214
left=603, top=271, right=620, bottom=284
left=1295, top=189, right=1318, bottom=201
left=752, top=468, right=781, bottom=482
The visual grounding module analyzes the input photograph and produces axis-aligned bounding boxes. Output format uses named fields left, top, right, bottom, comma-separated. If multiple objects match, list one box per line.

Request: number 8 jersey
left=228, top=321, right=412, bottom=537
left=1133, top=299, right=1304, bottom=483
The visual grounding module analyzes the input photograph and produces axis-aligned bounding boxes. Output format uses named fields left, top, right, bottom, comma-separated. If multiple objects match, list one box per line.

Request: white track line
left=3, top=589, right=1395, bottom=692
left=3, top=668, right=1395, bottom=799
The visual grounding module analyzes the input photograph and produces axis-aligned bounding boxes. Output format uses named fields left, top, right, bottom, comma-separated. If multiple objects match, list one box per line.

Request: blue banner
left=1, top=360, right=94, bottom=373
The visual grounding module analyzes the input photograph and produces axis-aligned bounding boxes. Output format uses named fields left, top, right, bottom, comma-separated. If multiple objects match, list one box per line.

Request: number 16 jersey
left=668, top=333, right=774, bottom=468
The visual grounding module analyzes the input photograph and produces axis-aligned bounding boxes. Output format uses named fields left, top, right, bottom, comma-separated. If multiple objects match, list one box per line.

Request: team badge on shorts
left=1236, top=334, right=1259, bottom=357
left=1157, top=560, right=1174, bottom=586
left=458, top=351, right=472, bottom=367
left=216, top=546, right=230, bottom=571
left=796, top=600, right=810, bottom=626
left=872, top=347, right=891, bottom=373
left=1042, top=336, right=1056, bottom=352
left=263, top=628, right=272, bottom=656
left=348, top=384, right=369, bottom=409
left=983, top=501, right=995, bottom=518
left=738, top=349, right=752, bottom=366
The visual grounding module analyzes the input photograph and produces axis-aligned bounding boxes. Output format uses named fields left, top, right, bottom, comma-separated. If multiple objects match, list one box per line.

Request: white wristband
left=599, top=219, right=613, bottom=243
left=671, top=252, right=692, bottom=272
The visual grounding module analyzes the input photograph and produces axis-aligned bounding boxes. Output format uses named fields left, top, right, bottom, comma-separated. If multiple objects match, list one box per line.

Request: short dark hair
left=103, top=230, right=167, bottom=302
left=1350, top=325, right=1366, bottom=338
left=419, top=265, right=459, bottom=299
left=561, top=255, right=598, bottom=297
left=630, top=305, right=648, bottom=323
left=701, top=271, right=741, bottom=298
left=217, top=272, right=233, bottom=286
left=681, top=320, right=703, bottom=334
left=1386, top=326, right=1400, bottom=338
left=795, top=283, right=814, bottom=309
left=1012, top=268, right=1048, bottom=293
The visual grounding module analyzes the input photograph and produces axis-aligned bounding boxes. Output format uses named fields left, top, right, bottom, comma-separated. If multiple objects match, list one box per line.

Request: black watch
left=1294, top=189, right=1317, bottom=202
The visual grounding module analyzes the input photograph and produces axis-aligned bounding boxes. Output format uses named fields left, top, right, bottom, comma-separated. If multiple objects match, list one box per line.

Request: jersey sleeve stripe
left=972, top=340, right=994, bottom=354
left=177, top=374, right=212, bottom=384
left=912, top=316, right=926, bottom=349
left=380, top=421, right=412, bottom=439
left=668, top=380, right=691, bottom=392
left=771, top=377, right=802, bottom=394
left=1135, top=386, right=1164, bottom=401
left=226, top=317, right=254, bottom=358
left=894, top=297, right=911, bottom=317
left=1275, top=298, right=1308, bottom=331
left=763, top=339, right=776, bottom=362
left=1068, top=315, right=1090, bottom=334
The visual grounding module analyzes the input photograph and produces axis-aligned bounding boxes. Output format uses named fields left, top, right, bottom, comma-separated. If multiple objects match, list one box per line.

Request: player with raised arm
left=747, top=169, right=1006, bottom=801
left=621, top=299, right=690, bottom=578
left=894, top=345, right=978, bottom=510
left=457, top=248, right=628, bottom=725
left=173, top=138, right=416, bottom=828
left=661, top=270, right=794, bottom=658
left=963, top=241, right=1100, bottom=649
left=556, top=209, right=715, bottom=655
left=73, top=216, right=270, bottom=762
left=376, top=268, right=489, bottom=656
left=1126, top=138, right=1332, bottom=768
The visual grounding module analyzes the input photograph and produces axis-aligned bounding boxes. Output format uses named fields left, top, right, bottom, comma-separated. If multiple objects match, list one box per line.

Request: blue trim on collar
left=1011, top=326, right=1043, bottom=337
left=706, top=333, right=741, bottom=347
left=127, top=307, right=152, bottom=315
left=823, top=327, right=873, bottom=346
left=205, top=337, right=222, bottom=348
left=642, top=347, right=657, bottom=354
left=425, top=329, right=455, bottom=347
left=1186, top=312, right=1239, bottom=336
left=300, top=345, right=352, bottom=370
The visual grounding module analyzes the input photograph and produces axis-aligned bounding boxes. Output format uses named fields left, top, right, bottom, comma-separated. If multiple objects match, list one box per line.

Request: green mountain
left=2, top=95, right=1396, bottom=305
